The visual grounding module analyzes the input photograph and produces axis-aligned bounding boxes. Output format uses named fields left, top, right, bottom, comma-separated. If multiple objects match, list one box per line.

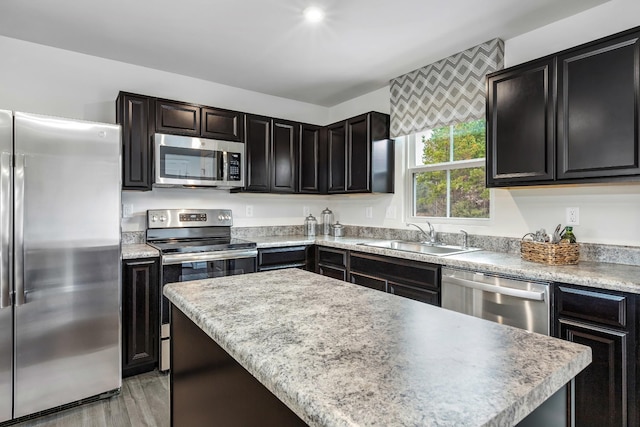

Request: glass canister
left=304, top=214, right=317, bottom=237
left=321, top=207, right=334, bottom=235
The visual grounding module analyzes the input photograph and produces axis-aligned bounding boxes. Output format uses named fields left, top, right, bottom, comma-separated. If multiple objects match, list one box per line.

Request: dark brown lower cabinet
left=122, top=258, right=159, bottom=378
left=171, top=306, right=307, bottom=426
left=316, top=247, right=440, bottom=306
left=554, top=284, right=637, bottom=427
left=258, top=245, right=313, bottom=271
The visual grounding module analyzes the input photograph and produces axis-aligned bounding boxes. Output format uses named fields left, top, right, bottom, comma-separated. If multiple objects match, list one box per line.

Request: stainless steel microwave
left=154, top=133, right=245, bottom=188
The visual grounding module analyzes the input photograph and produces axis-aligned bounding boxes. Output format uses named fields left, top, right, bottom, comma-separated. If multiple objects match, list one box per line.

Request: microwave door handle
left=221, top=151, right=227, bottom=181
left=444, top=276, right=545, bottom=301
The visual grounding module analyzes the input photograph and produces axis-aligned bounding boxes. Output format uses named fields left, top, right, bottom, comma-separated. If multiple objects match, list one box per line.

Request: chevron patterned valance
left=390, top=38, right=504, bottom=137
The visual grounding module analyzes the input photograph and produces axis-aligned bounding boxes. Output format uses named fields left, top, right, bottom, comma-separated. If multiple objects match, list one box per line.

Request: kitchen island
left=164, top=269, right=591, bottom=427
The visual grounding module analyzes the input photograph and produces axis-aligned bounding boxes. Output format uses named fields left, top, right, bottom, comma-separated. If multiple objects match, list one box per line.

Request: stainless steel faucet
left=460, top=229, right=469, bottom=249
left=407, top=222, right=436, bottom=245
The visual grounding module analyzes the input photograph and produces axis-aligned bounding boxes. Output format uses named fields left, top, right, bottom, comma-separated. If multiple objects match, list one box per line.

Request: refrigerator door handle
left=14, top=153, right=25, bottom=306
left=0, top=152, right=10, bottom=308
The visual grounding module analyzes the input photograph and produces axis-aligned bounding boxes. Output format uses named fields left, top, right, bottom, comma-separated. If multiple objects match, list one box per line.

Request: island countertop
left=164, top=269, right=591, bottom=427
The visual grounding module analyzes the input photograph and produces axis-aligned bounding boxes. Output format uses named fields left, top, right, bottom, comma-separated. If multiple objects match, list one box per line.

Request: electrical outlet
left=365, top=207, right=373, bottom=219
left=122, top=203, right=133, bottom=218
left=385, top=206, right=396, bottom=219
left=303, top=206, right=310, bottom=217
left=246, top=205, right=254, bottom=217
left=566, top=207, right=579, bottom=225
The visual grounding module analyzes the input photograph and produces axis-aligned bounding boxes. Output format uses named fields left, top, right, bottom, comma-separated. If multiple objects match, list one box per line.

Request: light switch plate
left=365, top=207, right=373, bottom=219
left=246, top=205, right=254, bottom=217
left=122, top=203, right=133, bottom=218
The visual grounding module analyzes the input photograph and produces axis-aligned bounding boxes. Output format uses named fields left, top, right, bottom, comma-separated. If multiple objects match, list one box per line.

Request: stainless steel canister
left=304, top=214, right=317, bottom=237
left=321, top=207, right=333, bottom=235
left=332, top=222, right=344, bottom=237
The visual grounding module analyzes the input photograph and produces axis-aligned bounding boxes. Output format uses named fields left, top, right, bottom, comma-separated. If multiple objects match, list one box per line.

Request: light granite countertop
left=164, top=269, right=591, bottom=427
left=122, top=243, right=159, bottom=260
left=123, top=235, right=640, bottom=293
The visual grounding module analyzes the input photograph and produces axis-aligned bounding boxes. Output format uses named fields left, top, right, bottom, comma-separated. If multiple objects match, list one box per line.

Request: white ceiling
left=0, top=0, right=608, bottom=107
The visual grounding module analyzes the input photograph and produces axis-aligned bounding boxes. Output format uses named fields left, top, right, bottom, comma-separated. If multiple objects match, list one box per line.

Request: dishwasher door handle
left=443, top=276, right=546, bottom=301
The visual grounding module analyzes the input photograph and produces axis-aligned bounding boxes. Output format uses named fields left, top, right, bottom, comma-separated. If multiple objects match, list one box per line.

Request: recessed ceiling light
left=303, top=6, right=325, bottom=23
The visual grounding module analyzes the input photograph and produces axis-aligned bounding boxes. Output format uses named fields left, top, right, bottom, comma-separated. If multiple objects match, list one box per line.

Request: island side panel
left=170, top=304, right=308, bottom=427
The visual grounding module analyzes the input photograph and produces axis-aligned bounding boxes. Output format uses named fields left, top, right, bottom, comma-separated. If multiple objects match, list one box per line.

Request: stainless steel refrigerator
left=0, top=110, right=121, bottom=422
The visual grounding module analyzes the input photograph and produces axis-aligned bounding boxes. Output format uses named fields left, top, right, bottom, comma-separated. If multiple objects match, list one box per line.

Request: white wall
left=339, top=0, right=640, bottom=246
left=2, top=0, right=640, bottom=246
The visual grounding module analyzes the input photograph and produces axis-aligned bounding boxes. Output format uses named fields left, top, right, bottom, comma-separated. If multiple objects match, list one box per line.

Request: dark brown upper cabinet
left=155, top=100, right=200, bottom=136
left=245, top=116, right=298, bottom=193
left=244, top=114, right=272, bottom=192
left=328, top=112, right=393, bottom=194
left=299, top=124, right=326, bottom=194
left=117, top=92, right=393, bottom=194
left=327, top=121, right=346, bottom=193
left=486, top=59, right=555, bottom=186
left=116, top=92, right=154, bottom=191
left=271, top=119, right=298, bottom=193
left=487, top=26, right=640, bottom=187
left=557, top=30, right=640, bottom=180
left=201, top=107, right=244, bottom=141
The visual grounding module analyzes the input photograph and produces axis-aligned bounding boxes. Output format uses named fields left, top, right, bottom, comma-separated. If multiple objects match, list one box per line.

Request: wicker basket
left=521, top=240, right=579, bottom=265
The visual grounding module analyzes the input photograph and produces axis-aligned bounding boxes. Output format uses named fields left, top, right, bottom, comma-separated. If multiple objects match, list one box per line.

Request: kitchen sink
left=359, top=240, right=481, bottom=256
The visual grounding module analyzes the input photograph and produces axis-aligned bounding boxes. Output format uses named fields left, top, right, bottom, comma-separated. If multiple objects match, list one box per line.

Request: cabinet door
left=117, top=93, right=153, bottom=190
left=486, top=59, right=555, bottom=186
left=271, top=119, right=298, bottom=193
left=299, top=124, right=324, bottom=193
left=557, top=31, right=640, bottom=180
left=201, top=107, right=244, bottom=141
left=346, top=114, right=370, bottom=192
left=122, top=258, right=159, bottom=377
left=327, top=122, right=346, bottom=193
left=558, top=319, right=627, bottom=426
left=388, top=281, right=439, bottom=306
left=155, top=100, right=200, bottom=136
left=245, top=114, right=271, bottom=192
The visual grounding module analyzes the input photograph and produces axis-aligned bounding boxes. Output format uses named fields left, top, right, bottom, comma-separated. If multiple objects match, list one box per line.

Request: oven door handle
left=162, top=249, right=258, bottom=265
left=443, top=276, right=545, bottom=301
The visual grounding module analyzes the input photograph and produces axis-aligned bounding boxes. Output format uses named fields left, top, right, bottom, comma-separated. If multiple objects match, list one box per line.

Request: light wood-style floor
left=12, top=370, right=169, bottom=427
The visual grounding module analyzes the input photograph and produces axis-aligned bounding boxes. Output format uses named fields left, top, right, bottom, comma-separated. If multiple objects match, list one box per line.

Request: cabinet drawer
left=317, top=247, right=347, bottom=268
left=350, top=252, right=439, bottom=290
left=350, top=272, right=386, bottom=292
left=258, top=246, right=307, bottom=270
left=556, top=285, right=627, bottom=328
left=389, top=281, right=439, bottom=306
left=318, top=265, right=346, bottom=281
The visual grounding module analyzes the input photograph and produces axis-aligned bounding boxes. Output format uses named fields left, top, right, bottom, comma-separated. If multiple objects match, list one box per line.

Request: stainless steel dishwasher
left=442, top=267, right=570, bottom=427
left=441, top=267, right=550, bottom=335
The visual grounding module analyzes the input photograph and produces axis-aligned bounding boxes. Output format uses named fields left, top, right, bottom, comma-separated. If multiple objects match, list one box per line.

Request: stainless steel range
left=146, top=209, right=257, bottom=371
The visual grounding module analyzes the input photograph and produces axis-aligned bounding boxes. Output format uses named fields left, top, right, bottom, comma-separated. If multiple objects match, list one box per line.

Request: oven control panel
left=147, top=209, right=233, bottom=228
left=179, top=213, right=207, bottom=222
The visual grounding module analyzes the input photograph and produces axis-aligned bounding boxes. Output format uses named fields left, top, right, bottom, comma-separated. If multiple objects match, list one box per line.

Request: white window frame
left=404, top=128, right=493, bottom=224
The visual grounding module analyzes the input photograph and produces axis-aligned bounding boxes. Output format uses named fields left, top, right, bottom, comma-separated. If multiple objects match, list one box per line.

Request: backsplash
left=122, top=225, right=640, bottom=266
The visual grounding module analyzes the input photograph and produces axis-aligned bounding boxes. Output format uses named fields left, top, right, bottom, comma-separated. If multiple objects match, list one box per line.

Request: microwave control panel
left=228, top=153, right=241, bottom=181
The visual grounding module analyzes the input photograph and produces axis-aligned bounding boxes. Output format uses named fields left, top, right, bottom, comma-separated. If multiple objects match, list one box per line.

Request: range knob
left=159, top=215, right=167, bottom=222
left=224, top=214, right=231, bottom=221
left=218, top=214, right=225, bottom=221
left=151, top=215, right=158, bottom=222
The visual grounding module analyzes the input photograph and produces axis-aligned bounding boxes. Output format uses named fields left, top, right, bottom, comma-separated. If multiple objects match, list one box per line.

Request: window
left=406, top=119, right=490, bottom=219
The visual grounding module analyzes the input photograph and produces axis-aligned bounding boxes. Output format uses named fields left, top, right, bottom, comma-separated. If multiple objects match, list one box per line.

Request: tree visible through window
left=410, top=119, right=489, bottom=219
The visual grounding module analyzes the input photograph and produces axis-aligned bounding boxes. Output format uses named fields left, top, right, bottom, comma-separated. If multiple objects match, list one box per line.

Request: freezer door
left=13, top=113, right=121, bottom=417
left=0, top=110, right=13, bottom=423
